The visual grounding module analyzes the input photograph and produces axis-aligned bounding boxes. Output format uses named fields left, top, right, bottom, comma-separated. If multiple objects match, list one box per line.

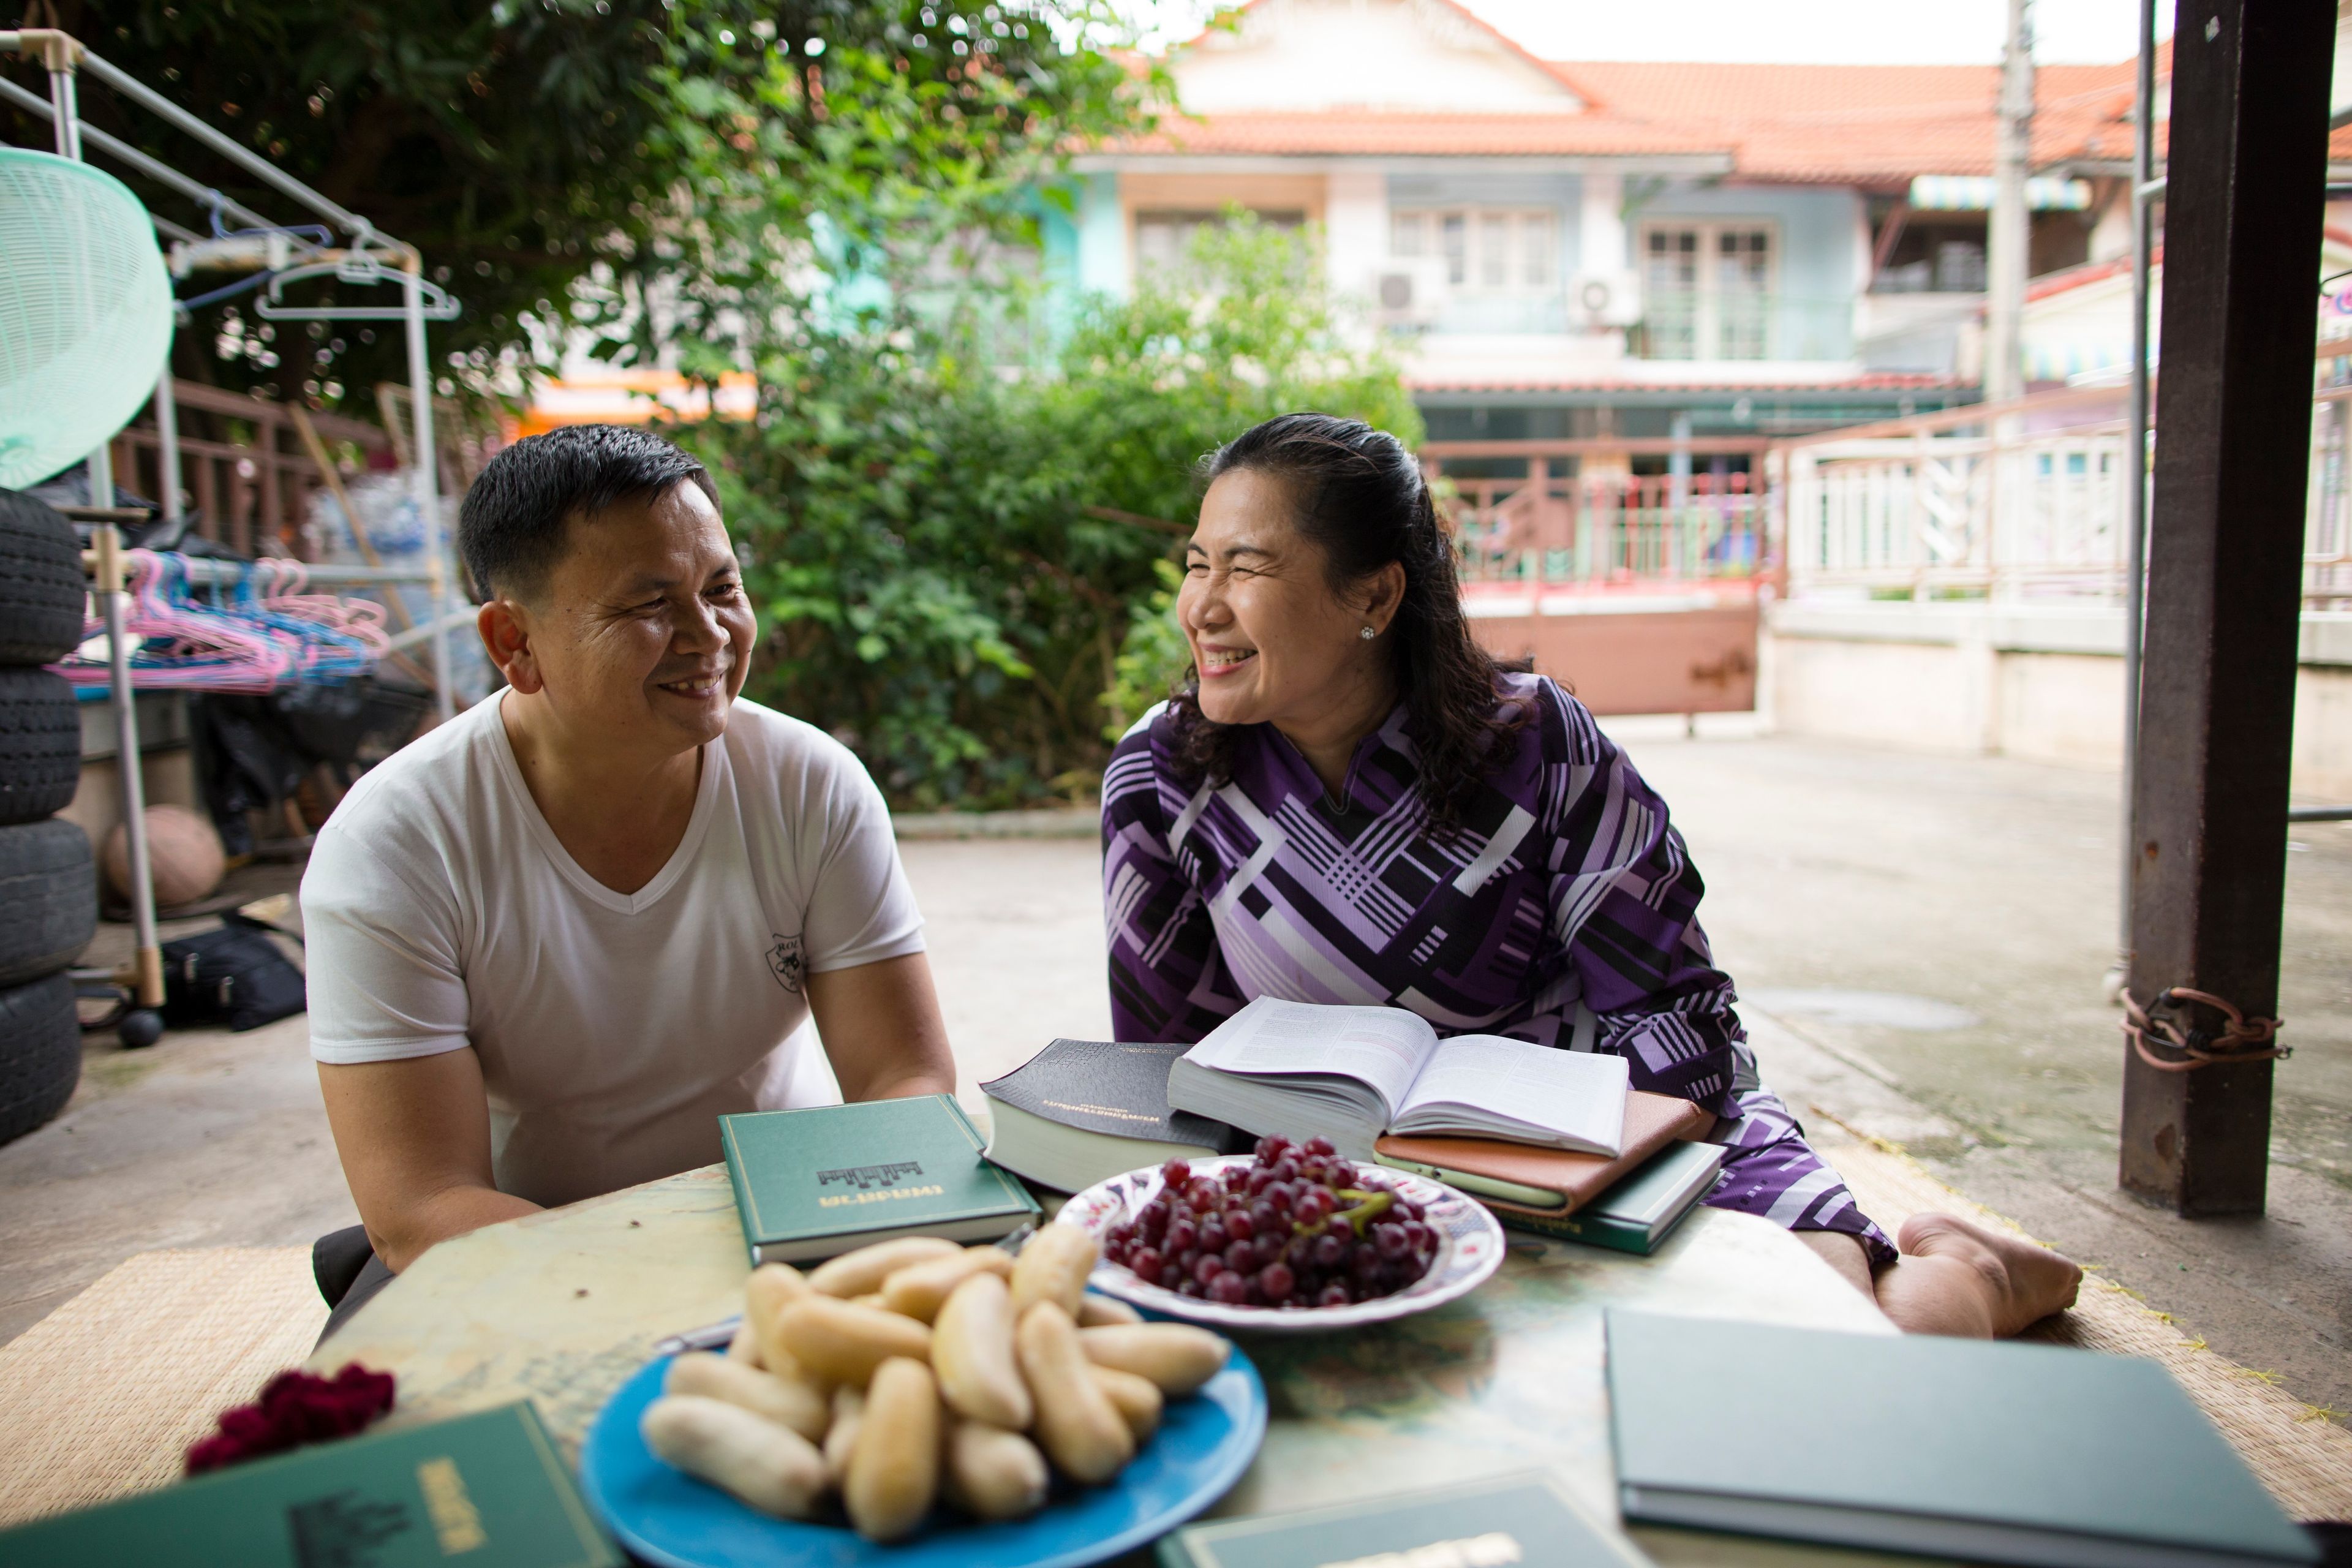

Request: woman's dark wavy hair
left=1165, top=412, right=1532, bottom=829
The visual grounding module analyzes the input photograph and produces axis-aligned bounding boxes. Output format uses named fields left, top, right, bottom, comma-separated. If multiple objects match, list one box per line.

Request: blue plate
left=581, top=1349, right=1267, bottom=1568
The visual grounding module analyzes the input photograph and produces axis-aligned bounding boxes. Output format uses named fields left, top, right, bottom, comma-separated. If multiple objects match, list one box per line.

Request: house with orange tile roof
left=1039, top=0, right=2244, bottom=472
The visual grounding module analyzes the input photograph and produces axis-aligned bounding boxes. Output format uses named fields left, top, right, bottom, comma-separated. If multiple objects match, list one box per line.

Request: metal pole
left=153, top=371, right=183, bottom=521
left=44, top=47, right=164, bottom=1011
left=75, top=47, right=374, bottom=239
left=94, top=526, right=162, bottom=1009
left=2111, top=0, right=2157, bottom=998
left=0, top=77, right=310, bottom=249
left=45, top=66, right=79, bottom=156
left=1984, top=0, right=2035, bottom=407
left=404, top=260, right=455, bottom=721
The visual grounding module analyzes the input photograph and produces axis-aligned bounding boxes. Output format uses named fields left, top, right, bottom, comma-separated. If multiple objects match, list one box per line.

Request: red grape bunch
left=1099, top=1135, right=1441, bottom=1310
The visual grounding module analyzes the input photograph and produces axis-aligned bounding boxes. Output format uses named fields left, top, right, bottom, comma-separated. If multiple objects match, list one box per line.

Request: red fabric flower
left=185, top=1363, right=396, bottom=1474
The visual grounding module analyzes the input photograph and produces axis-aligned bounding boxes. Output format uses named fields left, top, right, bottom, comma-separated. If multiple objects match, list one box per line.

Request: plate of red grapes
left=1059, top=1134, right=1506, bottom=1333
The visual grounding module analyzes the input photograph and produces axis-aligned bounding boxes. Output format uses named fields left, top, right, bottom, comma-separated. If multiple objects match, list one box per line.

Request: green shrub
left=687, top=215, right=1420, bottom=809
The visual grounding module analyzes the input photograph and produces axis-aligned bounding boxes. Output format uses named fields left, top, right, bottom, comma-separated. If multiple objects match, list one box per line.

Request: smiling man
left=303, top=425, right=954, bottom=1325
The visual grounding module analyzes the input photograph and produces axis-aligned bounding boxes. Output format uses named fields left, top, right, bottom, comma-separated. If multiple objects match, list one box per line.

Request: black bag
left=160, top=923, right=307, bottom=1032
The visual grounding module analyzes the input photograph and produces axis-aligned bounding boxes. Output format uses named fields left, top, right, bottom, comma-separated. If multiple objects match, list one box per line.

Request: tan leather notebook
left=1374, top=1091, right=1713, bottom=1217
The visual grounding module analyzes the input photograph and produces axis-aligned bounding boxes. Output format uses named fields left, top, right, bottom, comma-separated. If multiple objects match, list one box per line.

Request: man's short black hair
left=457, top=424, right=720, bottom=601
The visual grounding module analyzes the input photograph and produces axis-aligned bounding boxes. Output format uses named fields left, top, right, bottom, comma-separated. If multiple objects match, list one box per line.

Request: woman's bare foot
left=1895, top=1212, right=2082, bottom=1337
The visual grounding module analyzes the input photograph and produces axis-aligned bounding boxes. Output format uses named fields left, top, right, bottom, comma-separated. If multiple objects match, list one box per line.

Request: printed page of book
left=1391, top=1035, right=1630, bottom=1153
left=1184, top=997, right=1438, bottom=1120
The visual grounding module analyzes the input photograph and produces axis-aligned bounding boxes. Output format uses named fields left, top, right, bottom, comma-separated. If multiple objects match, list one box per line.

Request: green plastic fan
left=0, top=147, right=174, bottom=489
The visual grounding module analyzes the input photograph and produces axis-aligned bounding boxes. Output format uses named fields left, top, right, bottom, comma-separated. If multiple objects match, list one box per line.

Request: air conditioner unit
left=1570, top=270, right=1643, bottom=328
left=1368, top=258, right=1450, bottom=326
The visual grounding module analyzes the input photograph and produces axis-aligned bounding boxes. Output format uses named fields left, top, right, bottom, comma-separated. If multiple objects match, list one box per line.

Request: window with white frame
left=1640, top=222, right=1775, bottom=360
left=1391, top=208, right=1557, bottom=293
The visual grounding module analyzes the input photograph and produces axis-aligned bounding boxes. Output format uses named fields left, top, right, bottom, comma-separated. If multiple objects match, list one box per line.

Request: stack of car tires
left=0, top=488, right=97, bottom=1147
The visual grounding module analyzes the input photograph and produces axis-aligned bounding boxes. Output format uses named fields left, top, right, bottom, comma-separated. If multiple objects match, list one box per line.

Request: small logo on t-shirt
left=766, top=932, right=805, bottom=994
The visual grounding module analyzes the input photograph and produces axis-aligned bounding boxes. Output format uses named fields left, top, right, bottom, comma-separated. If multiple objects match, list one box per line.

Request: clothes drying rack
left=3, top=28, right=463, bottom=1044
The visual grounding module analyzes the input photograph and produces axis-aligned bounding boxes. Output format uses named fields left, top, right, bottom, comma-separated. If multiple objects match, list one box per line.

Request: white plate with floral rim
left=1058, top=1155, right=1506, bottom=1335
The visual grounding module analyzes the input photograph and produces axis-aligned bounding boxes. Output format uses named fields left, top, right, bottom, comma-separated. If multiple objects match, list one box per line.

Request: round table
left=311, top=1163, right=1923, bottom=1566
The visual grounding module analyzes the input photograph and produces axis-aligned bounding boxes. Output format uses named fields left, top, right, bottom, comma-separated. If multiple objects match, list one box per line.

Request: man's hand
left=807, top=951, right=959, bottom=1102
left=317, top=1051, right=540, bottom=1273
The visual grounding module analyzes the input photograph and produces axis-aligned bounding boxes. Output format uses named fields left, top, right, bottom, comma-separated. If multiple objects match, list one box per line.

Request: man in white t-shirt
left=303, top=424, right=954, bottom=1322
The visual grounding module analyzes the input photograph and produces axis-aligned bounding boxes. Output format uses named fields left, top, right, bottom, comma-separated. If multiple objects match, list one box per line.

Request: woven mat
left=1817, top=1125, right=2352, bottom=1521
left=0, top=1247, right=326, bottom=1528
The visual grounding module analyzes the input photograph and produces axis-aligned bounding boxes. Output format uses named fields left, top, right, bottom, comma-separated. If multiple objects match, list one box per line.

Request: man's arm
left=807, top=951, right=959, bottom=1101
left=316, top=1050, right=540, bottom=1273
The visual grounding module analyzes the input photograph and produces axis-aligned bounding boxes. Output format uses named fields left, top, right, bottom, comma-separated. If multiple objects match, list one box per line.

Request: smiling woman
left=1170, top=417, right=1527, bottom=825
left=1102, top=412, right=2082, bottom=1338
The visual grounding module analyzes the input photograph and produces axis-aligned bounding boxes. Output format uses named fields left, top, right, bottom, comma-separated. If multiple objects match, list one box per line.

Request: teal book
left=0, top=1401, right=617, bottom=1567
left=1607, top=1310, right=2319, bottom=1568
left=720, top=1093, right=1042, bottom=1265
left=1495, top=1141, right=1725, bottom=1255
left=1156, top=1472, right=1651, bottom=1568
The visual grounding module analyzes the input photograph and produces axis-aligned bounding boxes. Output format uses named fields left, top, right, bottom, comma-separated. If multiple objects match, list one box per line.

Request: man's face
left=514, top=480, right=755, bottom=756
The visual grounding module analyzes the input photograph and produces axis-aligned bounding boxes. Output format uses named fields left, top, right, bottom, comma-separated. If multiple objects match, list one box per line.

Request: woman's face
left=1180, top=469, right=1397, bottom=730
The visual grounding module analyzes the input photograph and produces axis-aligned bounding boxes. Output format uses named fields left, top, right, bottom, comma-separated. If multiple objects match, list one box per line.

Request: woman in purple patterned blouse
left=1101, top=412, right=2079, bottom=1337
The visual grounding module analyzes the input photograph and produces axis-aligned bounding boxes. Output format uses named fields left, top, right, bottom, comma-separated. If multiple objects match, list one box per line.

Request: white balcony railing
left=1773, top=373, right=2352, bottom=605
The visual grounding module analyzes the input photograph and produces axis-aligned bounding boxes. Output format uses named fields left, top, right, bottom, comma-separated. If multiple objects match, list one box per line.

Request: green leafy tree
left=691, top=214, right=1423, bottom=809
left=11, top=1, right=1140, bottom=411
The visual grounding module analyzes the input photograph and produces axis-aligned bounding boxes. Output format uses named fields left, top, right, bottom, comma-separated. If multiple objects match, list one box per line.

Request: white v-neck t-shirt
left=301, top=691, right=925, bottom=1207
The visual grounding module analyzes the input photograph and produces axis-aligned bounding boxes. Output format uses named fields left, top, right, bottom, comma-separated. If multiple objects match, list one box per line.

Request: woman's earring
left=1360, top=626, right=1376, bottom=641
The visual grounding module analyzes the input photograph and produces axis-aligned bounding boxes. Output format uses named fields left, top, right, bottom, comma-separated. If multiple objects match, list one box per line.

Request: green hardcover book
left=0, top=1401, right=617, bottom=1567
left=1494, top=1141, right=1725, bottom=1255
left=1156, top=1472, right=1651, bottom=1568
left=719, top=1093, right=1042, bottom=1265
left=1607, top=1310, right=2320, bottom=1568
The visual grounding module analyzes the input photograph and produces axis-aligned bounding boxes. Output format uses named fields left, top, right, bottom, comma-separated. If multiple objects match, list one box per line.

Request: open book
left=1166, top=997, right=1629, bottom=1163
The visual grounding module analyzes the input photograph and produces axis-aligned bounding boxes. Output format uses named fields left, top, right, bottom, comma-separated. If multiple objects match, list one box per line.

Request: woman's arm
left=1101, top=732, right=1243, bottom=1044
left=1519, top=701, right=1747, bottom=1119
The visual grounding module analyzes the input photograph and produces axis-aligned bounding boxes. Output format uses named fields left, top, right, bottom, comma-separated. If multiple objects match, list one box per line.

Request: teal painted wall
left=1075, top=172, right=1128, bottom=298
left=1030, top=173, right=1127, bottom=343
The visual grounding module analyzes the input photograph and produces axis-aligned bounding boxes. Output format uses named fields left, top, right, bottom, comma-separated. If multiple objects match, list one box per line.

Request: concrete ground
left=1, top=726, right=2344, bottom=1420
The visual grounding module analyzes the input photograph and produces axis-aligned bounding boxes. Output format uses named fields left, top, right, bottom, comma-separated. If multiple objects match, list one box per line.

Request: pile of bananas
left=642, top=1223, right=1231, bottom=1541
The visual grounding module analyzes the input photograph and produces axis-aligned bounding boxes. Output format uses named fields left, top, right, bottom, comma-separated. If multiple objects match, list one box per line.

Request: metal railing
left=1775, top=391, right=2134, bottom=599
left=1772, top=367, right=2352, bottom=603
left=1423, top=444, right=1774, bottom=591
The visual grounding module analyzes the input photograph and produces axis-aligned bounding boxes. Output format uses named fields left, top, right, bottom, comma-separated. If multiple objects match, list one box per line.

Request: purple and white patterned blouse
left=1099, top=670, right=1894, bottom=1265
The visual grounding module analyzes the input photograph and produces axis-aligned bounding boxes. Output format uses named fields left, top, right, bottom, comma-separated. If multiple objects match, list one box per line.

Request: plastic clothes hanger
left=253, top=244, right=460, bottom=322
left=55, top=551, right=296, bottom=692
left=248, top=557, right=389, bottom=678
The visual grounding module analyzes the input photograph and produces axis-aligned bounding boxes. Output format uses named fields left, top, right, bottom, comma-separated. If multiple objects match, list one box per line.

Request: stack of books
left=1163, top=998, right=1632, bottom=1163
left=979, top=1038, right=1250, bottom=1194
left=981, top=1001, right=1724, bottom=1252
